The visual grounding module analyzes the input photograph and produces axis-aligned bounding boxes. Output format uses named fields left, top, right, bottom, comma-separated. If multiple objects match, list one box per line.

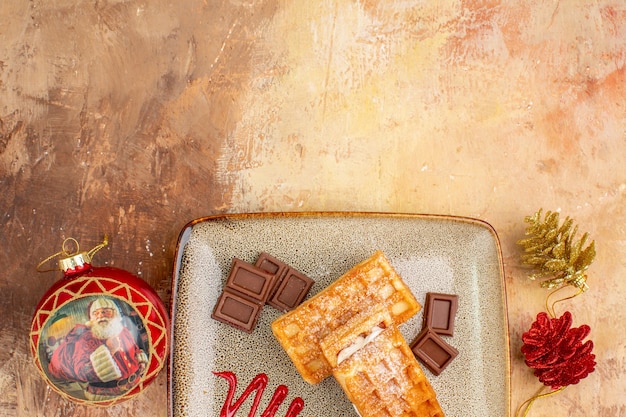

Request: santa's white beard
left=91, top=316, right=124, bottom=340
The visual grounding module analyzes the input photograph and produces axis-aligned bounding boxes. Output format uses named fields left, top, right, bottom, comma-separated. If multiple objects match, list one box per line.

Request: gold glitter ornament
left=517, top=209, right=595, bottom=291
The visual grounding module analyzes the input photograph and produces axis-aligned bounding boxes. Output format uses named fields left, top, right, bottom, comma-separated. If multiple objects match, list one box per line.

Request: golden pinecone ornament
left=517, top=209, right=595, bottom=291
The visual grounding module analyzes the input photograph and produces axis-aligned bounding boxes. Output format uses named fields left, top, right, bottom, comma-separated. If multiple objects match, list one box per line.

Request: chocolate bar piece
left=255, top=252, right=289, bottom=280
left=227, top=258, right=277, bottom=303
left=423, top=292, right=459, bottom=336
left=212, top=253, right=313, bottom=332
left=410, top=327, right=458, bottom=375
left=268, top=267, right=314, bottom=312
left=212, top=258, right=275, bottom=333
left=211, top=289, right=263, bottom=333
left=254, top=252, right=314, bottom=312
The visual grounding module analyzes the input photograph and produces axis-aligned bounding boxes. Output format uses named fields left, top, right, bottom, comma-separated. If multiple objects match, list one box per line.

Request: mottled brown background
left=1, top=0, right=624, bottom=416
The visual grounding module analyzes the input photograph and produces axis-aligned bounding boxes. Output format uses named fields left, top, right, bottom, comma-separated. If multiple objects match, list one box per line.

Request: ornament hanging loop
left=36, top=249, right=66, bottom=273
left=544, top=273, right=588, bottom=318
left=88, top=234, right=109, bottom=259
left=516, top=386, right=566, bottom=417
left=36, top=235, right=109, bottom=273
left=61, top=237, right=81, bottom=257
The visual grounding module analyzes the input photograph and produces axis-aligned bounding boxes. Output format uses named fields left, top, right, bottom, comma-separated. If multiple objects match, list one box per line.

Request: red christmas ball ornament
left=29, top=236, right=170, bottom=406
left=521, top=311, right=595, bottom=390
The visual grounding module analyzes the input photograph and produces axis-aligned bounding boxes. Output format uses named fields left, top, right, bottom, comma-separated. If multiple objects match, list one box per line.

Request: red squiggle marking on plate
left=214, top=371, right=304, bottom=417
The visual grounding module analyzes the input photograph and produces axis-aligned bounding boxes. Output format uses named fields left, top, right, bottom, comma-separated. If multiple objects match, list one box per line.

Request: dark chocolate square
left=423, top=292, right=459, bottom=336
left=226, top=258, right=277, bottom=303
left=267, top=267, right=314, bottom=312
left=410, top=327, right=458, bottom=375
left=211, top=289, right=262, bottom=333
left=255, top=252, right=289, bottom=279
left=254, top=252, right=289, bottom=301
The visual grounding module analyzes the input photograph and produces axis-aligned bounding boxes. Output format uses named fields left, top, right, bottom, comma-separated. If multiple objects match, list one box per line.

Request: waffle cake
left=331, top=325, right=444, bottom=417
left=320, top=305, right=393, bottom=369
left=271, top=251, right=421, bottom=384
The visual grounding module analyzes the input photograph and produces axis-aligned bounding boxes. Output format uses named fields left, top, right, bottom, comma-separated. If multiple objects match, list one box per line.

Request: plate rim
left=166, top=211, right=511, bottom=417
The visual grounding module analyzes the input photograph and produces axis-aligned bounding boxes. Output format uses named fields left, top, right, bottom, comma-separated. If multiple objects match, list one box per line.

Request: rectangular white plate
left=168, top=212, right=510, bottom=417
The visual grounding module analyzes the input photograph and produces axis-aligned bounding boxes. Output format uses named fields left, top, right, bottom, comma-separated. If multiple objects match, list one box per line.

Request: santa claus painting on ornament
left=39, top=295, right=149, bottom=402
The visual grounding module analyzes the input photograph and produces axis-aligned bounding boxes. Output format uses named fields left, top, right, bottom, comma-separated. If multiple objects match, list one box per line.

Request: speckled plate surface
left=168, top=212, right=510, bottom=417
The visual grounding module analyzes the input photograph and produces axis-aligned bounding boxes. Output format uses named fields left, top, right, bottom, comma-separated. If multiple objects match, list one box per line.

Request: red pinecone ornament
left=521, top=311, right=596, bottom=389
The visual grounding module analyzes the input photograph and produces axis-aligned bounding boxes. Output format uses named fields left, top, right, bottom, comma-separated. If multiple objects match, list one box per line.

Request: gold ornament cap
left=58, top=252, right=91, bottom=273
left=37, top=236, right=109, bottom=276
